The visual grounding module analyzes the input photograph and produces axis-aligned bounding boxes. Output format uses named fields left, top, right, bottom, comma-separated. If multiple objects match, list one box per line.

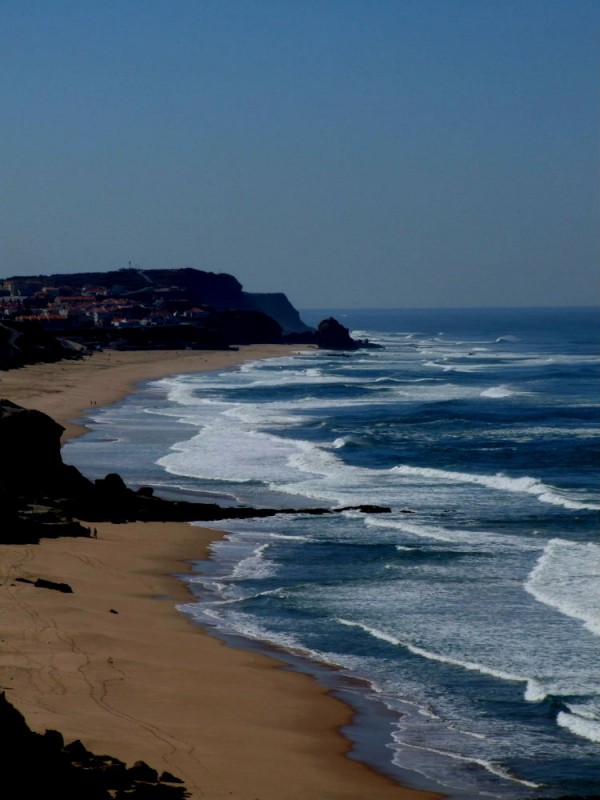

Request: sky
left=1, top=0, right=598, bottom=309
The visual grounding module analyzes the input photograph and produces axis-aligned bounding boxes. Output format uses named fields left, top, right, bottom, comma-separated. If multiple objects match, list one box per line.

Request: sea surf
left=64, top=306, right=600, bottom=799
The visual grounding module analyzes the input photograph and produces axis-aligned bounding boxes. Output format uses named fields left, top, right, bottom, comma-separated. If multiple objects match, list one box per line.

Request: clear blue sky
left=1, top=0, right=598, bottom=308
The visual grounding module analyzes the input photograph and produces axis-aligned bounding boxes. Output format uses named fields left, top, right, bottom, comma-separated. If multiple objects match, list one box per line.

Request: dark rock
left=282, top=329, right=319, bottom=345
left=316, top=317, right=360, bottom=350
left=0, top=401, right=392, bottom=538
left=63, top=738, right=95, bottom=763
left=43, top=729, right=65, bottom=751
left=115, top=784, right=188, bottom=799
left=94, top=760, right=129, bottom=789
left=0, top=693, right=189, bottom=798
left=159, top=771, right=184, bottom=784
left=341, top=505, right=391, bottom=514
left=128, top=761, right=159, bottom=783
left=95, top=472, right=129, bottom=495
left=34, top=578, right=73, bottom=593
left=0, top=399, right=65, bottom=490
left=15, top=577, right=73, bottom=593
left=0, top=320, right=84, bottom=371
left=313, top=317, right=381, bottom=350
left=0, top=695, right=111, bottom=798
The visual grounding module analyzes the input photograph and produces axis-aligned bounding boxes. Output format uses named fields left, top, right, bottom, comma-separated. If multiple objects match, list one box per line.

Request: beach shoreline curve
left=0, top=346, right=443, bottom=799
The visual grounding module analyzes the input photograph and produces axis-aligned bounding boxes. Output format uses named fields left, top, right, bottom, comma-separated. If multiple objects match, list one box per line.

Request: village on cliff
left=0, top=267, right=371, bottom=368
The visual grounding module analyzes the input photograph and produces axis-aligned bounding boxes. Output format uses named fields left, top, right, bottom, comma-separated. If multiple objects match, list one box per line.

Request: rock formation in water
left=316, top=317, right=361, bottom=350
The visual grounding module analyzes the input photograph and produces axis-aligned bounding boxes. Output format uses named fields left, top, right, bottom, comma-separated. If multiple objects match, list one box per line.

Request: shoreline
left=0, top=347, right=442, bottom=799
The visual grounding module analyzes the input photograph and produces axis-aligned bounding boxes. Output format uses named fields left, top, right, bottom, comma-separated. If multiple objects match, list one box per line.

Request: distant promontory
left=0, top=267, right=375, bottom=368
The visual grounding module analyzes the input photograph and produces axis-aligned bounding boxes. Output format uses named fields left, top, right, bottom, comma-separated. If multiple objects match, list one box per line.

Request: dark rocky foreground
left=0, top=693, right=189, bottom=799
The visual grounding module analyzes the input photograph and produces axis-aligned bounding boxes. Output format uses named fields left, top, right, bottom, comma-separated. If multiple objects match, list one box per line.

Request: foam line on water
left=525, top=539, right=600, bottom=635
left=364, top=515, right=540, bottom=550
left=231, top=543, right=277, bottom=580
left=557, top=711, right=600, bottom=744
left=336, top=619, right=528, bottom=685
left=210, top=586, right=290, bottom=606
left=188, top=606, right=324, bottom=662
left=480, top=384, right=532, bottom=398
left=390, top=737, right=542, bottom=789
left=390, top=464, right=600, bottom=511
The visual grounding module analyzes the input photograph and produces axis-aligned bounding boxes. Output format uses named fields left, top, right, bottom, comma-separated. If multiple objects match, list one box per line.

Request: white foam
left=338, top=618, right=402, bottom=647
left=195, top=606, right=320, bottom=660
left=157, top=419, right=302, bottom=484
left=557, top=711, right=600, bottom=743
left=480, top=384, right=529, bottom=398
left=266, top=532, right=313, bottom=542
left=287, top=438, right=350, bottom=477
left=390, top=464, right=600, bottom=511
left=211, top=586, right=289, bottom=606
left=230, top=365, right=367, bottom=389
left=390, top=737, right=541, bottom=789
left=336, top=619, right=527, bottom=685
left=525, top=539, right=600, bottom=635
left=231, top=543, right=277, bottom=580
left=523, top=679, right=548, bottom=703
left=364, top=515, right=539, bottom=551
left=332, top=436, right=351, bottom=449
left=238, top=356, right=299, bottom=373
left=424, top=360, right=495, bottom=374
left=225, top=403, right=307, bottom=427
left=157, top=377, right=225, bottom=408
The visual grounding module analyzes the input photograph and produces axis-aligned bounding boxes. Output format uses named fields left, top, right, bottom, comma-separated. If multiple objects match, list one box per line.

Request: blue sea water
left=63, top=307, right=600, bottom=799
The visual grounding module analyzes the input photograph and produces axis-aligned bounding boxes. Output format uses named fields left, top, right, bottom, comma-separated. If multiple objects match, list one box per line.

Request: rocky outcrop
left=0, top=321, right=84, bottom=371
left=0, top=399, right=94, bottom=543
left=0, top=401, right=390, bottom=543
left=0, top=693, right=189, bottom=799
left=316, top=317, right=360, bottom=350
left=0, top=399, right=92, bottom=498
left=315, top=317, right=381, bottom=351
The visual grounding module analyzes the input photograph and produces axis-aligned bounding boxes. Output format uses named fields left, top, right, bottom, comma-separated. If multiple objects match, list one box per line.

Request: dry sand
left=0, top=347, right=441, bottom=799
left=0, top=345, right=303, bottom=441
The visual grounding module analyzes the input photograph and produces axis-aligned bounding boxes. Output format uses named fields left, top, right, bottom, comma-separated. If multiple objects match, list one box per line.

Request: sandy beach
left=0, top=347, right=441, bottom=799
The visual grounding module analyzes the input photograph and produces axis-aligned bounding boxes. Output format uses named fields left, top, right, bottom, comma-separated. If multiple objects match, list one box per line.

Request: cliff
left=244, top=292, right=312, bottom=334
left=4, top=267, right=311, bottom=335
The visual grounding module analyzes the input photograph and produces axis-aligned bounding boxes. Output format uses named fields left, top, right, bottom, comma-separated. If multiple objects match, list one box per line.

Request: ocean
left=63, top=307, right=600, bottom=799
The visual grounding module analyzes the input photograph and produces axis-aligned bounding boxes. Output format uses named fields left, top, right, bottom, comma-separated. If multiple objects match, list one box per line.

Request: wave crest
left=390, top=465, right=600, bottom=511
